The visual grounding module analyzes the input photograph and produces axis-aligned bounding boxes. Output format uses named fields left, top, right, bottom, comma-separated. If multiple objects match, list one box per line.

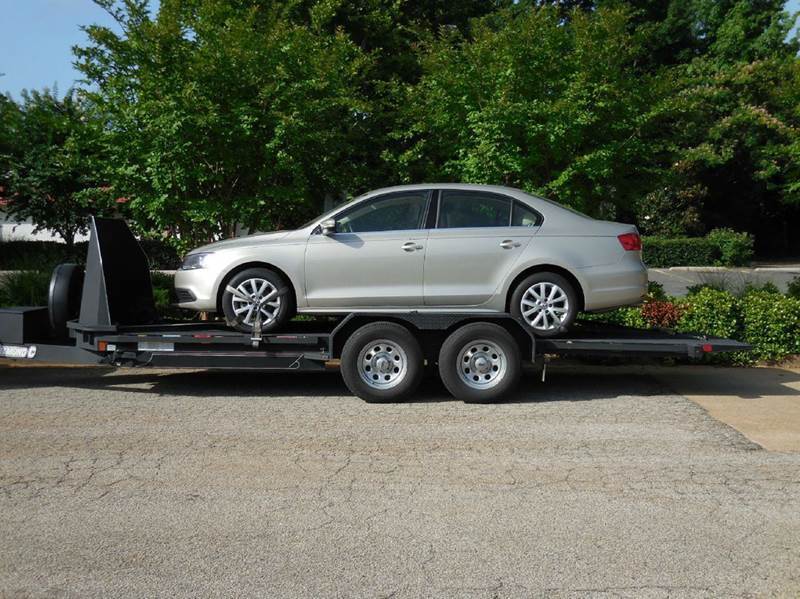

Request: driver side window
left=336, top=192, right=429, bottom=233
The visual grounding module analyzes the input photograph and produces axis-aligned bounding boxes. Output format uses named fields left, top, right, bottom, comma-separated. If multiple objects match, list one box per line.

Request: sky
left=0, top=0, right=156, bottom=98
left=1, top=0, right=799, bottom=98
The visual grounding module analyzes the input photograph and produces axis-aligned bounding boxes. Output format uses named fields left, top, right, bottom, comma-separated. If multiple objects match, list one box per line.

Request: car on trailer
left=0, top=218, right=748, bottom=403
left=174, top=184, right=648, bottom=338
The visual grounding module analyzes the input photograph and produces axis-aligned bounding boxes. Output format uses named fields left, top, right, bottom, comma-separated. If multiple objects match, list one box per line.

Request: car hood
left=189, top=231, right=292, bottom=253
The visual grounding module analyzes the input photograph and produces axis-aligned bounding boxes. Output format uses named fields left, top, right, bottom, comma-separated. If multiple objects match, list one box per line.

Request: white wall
left=0, top=210, right=90, bottom=243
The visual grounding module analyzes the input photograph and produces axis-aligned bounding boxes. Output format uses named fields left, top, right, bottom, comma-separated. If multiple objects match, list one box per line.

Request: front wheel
left=510, top=272, right=578, bottom=338
left=221, top=268, right=294, bottom=333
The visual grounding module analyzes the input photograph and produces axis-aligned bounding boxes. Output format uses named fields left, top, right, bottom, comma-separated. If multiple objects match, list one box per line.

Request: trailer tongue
left=0, top=217, right=750, bottom=403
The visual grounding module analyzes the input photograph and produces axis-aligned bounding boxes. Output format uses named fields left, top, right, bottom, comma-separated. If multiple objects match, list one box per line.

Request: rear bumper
left=580, top=260, right=648, bottom=311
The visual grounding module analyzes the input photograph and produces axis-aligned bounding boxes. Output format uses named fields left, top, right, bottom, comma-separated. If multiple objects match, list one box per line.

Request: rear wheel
left=221, top=268, right=294, bottom=333
left=510, top=272, right=578, bottom=338
left=340, top=322, right=424, bottom=403
left=438, top=323, right=521, bottom=403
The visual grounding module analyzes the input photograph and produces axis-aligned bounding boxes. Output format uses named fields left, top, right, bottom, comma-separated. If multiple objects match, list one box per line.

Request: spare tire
left=48, top=263, right=85, bottom=338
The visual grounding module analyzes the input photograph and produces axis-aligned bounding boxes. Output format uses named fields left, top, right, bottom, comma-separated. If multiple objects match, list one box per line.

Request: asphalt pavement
left=1, top=364, right=799, bottom=597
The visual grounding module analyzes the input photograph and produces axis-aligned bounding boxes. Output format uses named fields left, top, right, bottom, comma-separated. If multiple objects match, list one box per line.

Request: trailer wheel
left=438, top=323, right=521, bottom=403
left=340, top=322, right=424, bottom=403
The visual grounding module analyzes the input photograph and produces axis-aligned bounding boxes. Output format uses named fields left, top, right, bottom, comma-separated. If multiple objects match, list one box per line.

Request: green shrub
left=579, top=306, right=647, bottom=328
left=642, top=236, right=720, bottom=267
left=647, top=280, right=667, bottom=301
left=706, top=228, right=754, bottom=267
left=0, top=239, right=180, bottom=270
left=642, top=229, right=754, bottom=267
left=139, top=239, right=182, bottom=270
left=0, top=241, right=87, bottom=270
left=788, top=276, right=800, bottom=299
left=0, top=270, right=51, bottom=307
left=676, top=287, right=741, bottom=339
left=149, top=271, right=186, bottom=319
left=739, top=290, right=800, bottom=361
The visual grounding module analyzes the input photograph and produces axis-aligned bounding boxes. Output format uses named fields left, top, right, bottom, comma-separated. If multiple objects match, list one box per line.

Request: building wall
left=0, top=210, right=90, bottom=243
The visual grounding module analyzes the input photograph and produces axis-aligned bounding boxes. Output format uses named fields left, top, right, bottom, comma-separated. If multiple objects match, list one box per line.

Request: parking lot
left=1, top=364, right=800, bottom=597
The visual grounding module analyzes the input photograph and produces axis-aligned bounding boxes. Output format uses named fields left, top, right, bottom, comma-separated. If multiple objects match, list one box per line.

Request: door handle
left=500, top=240, right=521, bottom=249
left=402, top=241, right=423, bottom=252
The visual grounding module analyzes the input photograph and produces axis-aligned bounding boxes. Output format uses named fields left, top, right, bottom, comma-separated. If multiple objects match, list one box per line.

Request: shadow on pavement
left=0, top=363, right=696, bottom=404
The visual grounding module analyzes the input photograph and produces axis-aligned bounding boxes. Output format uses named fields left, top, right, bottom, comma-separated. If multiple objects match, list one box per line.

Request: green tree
left=633, top=1, right=800, bottom=251
left=1, top=89, right=115, bottom=247
left=390, top=5, right=658, bottom=220
left=75, top=0, right=373, bottom=247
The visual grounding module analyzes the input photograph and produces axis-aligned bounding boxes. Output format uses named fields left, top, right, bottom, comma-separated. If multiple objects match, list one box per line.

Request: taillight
left=618, top=232, right=641, bottom=251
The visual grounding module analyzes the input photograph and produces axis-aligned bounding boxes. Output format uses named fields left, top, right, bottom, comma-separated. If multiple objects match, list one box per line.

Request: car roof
left=360, top=183, right=532, bottom=198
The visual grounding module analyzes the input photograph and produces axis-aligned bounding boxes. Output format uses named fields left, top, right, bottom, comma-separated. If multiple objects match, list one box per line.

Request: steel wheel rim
left=520, top=282, right=569, bottom=331
left=231, top=278, right=281, bottom=326
left=457, top=339, right=507, bottom=390
left=357, top=339, right=408, bottom=390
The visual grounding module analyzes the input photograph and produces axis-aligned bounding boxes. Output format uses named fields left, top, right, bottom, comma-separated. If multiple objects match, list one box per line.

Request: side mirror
left=321, top=218, right=337, bottom=236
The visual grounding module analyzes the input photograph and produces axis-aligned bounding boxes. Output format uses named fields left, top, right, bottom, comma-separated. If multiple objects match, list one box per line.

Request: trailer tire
left=438, top=323, right=521, bottom=403
left=340, top=322, right=424, bottom=403
left=48, top=263, right=85, bottom=338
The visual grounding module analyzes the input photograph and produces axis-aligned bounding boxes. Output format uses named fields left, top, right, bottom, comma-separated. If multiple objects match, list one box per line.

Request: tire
left=340, top=322, right=424, bottom=403
left=510, top=272, right=578, bottom=338
left=438, top=323, right=521, bottom=403
left=48, top=263, right=85, bottom=338
left=221, top=268, right=294, bottom=333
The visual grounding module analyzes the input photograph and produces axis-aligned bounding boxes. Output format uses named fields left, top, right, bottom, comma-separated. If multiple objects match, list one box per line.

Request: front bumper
left=173, top=268, right=218, bottom=311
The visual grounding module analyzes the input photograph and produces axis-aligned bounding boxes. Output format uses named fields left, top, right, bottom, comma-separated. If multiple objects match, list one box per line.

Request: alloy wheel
left=520, top=281, right=570, bottom=331
left=229, top=278, right=281, bottom=326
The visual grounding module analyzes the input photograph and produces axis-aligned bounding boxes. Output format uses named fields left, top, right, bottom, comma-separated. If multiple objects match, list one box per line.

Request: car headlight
left=180, top=252, right=214, bottom=270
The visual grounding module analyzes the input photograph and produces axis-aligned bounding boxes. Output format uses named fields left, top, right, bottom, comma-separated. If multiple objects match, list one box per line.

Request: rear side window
left=511, top=201, right=543, bottom=227
left=437, top=191, right=511, bottom=229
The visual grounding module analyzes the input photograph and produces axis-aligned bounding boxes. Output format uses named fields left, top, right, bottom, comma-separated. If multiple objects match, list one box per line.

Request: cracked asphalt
left=1, top=364, right=799, bottom=597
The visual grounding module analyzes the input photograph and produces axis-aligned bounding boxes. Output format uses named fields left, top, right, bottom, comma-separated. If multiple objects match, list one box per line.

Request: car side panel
left=304, top=230, right=428, bottom=307
left=423, top=227, right=536, bottom=306
left=498, top=235, right=647, bottom=311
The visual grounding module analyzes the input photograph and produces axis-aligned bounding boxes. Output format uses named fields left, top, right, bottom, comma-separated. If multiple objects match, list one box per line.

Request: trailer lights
left=702, top=343, right=713, bottom=353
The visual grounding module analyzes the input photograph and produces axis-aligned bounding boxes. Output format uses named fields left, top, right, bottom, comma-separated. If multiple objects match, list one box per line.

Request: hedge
left=642, top=237, right=720, bottom=267
left=583, top=286, right=800, bottom=363
left=0, top=239, right=181, bottom=270
left=642, top=229, right=755, bottom=268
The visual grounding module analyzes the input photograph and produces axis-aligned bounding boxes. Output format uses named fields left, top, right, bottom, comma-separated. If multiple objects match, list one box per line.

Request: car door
left=304, top=190, right=431, bottom=308
left=424, top=190, right=540, bottom=306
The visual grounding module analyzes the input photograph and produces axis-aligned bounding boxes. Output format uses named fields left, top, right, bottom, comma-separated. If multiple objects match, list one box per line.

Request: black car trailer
left=0, top=218, right=750, bottom=403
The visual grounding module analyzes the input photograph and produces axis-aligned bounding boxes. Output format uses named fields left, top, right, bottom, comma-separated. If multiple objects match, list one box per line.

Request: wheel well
left=505, top=265, right=585, bottom=312
left=216, top=261, right=297, bottom=313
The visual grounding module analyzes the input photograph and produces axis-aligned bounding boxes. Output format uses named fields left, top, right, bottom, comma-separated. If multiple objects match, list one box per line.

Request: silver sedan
left=174, top=184, right=647, bottom=337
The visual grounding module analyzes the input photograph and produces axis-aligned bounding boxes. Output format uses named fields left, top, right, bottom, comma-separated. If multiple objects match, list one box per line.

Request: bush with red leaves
left=641, top=300, right=684, bottom=329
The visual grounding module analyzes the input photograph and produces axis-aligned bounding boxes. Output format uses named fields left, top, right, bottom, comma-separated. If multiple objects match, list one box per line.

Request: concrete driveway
left=1, top=364, right=799, bottom=597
